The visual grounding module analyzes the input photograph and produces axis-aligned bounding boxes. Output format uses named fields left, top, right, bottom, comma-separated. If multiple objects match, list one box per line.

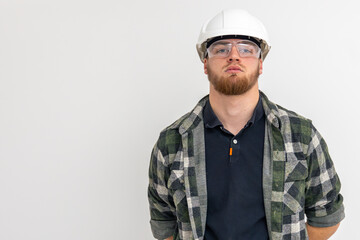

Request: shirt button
left=233, top=139, right=238, bottom=144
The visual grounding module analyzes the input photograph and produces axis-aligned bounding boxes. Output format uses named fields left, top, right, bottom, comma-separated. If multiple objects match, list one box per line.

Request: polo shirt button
left=233, top=139, right=238, bottom=144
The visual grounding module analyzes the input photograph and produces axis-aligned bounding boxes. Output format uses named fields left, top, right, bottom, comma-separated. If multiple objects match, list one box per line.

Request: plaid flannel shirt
left=148, top=91, right=344, bottom=240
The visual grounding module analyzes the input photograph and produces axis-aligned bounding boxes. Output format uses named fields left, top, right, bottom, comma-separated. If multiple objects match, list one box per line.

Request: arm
left=304, top=125, right=344, bottom=236
left=148, top=143, right=177, bottom=239
left=306, top=223, right=340, bottom=240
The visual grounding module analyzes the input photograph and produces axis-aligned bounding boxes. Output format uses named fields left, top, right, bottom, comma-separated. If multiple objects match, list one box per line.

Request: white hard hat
left=196, top=9, right=271, bottom=62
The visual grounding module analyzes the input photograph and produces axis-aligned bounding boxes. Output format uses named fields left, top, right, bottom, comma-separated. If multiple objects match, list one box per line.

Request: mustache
left=223, top=63, right=246, bottom=70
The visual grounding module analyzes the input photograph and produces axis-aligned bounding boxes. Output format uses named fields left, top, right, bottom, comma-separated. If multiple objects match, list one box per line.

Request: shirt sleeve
left=304, top=124, right=345, bottom=227
left=148, top=143, right=177, bottom=239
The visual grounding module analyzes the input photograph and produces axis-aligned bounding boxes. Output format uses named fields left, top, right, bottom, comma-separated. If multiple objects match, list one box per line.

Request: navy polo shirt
left=203, top=95, right=269, bottom=240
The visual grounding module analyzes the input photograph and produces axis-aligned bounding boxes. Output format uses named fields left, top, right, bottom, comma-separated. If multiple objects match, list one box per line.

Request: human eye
left=216, top=48, right=229, bottom=54
left=211, top=45, right=230, bottom=56
left=243, top=48, right=252, bottom=53
left=238, top=45, right=256, bottom=56
left=238, top=47, right=252, bottom=54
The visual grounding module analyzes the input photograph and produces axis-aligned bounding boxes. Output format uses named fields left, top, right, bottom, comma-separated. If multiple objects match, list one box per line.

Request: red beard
left=207, top=63, right=260, bottom=96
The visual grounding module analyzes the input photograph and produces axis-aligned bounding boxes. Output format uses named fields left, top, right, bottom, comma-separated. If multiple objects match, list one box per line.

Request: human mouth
left=225, top=66, right=243, bottom=73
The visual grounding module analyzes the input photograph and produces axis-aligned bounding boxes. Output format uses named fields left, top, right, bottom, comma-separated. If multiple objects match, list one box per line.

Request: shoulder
left=277, top=104, right=313, bottom=128
left=261, top=92, right=315, bottom=144
left=155, top=112, right=190, bottom=156
left=278, top=104, right=315, bottom=146
left=155, top=95, right=209, bottom=157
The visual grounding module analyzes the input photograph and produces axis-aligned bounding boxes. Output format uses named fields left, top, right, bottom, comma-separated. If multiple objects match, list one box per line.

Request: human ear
left=258, top=59, right=263, bottom=75
left=204, top=59, right=208, bottom=75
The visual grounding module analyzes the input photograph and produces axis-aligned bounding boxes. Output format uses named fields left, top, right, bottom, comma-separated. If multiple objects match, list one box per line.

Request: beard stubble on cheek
left=207, top=63, right=260, bottom=96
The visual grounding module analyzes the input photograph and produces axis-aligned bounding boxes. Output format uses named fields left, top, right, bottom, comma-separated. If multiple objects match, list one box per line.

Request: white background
left=0, top=0, right=359, bottom=239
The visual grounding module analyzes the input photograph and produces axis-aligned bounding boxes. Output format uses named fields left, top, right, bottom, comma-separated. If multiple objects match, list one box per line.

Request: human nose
left=227, top=45, right=241, bottom=62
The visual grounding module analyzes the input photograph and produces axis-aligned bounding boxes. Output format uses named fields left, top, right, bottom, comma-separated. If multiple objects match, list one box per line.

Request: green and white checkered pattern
left=148, top=92, right=344, bottom=240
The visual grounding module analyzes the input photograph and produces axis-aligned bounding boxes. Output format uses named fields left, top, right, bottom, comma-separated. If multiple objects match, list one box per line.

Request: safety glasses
left=207, top=40, right=261, bottom=59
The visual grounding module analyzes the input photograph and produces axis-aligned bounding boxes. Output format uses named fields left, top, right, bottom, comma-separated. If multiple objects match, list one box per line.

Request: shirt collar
left=178, top=91, right=280, bottom=135
left=203, top=94, right=264, bottom=129
left=203, top=99, right=223, bottom=129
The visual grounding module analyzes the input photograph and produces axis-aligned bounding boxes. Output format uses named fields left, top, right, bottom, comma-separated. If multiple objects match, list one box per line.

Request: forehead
left=211, top=39, right=257, bottom=46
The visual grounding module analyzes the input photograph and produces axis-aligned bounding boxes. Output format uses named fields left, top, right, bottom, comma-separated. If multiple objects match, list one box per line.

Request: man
left=148, top=9, right=344, bottom=240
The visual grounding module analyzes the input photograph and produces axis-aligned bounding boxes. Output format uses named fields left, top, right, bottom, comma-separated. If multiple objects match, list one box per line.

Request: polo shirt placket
left=203, top=95, right=269, bottom=240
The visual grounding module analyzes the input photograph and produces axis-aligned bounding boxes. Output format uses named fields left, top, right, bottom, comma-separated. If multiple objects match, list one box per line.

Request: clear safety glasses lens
left=207, top=40, right=261, bottom=58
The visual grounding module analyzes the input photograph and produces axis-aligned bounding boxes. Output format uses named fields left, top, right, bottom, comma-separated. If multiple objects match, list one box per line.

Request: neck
left=209, top=83, right=260, bottom=135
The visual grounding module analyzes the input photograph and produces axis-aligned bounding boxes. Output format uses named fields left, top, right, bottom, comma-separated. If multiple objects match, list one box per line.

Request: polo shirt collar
left=203, top=93, right=264, bottom=130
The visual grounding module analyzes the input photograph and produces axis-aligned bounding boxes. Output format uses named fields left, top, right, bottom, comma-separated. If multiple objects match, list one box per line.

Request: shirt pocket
left=283, top=158, right=308, bottom=215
